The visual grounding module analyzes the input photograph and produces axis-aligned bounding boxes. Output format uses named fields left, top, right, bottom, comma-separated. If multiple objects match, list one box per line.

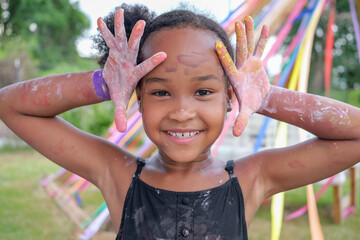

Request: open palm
left=97, top=9, right=166, bottom=132
left=216, top=16, right=270, bottom=137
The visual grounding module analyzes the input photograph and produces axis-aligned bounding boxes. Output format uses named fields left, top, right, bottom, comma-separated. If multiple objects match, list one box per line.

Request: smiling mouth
left=167, top=131, right=200, bottom=138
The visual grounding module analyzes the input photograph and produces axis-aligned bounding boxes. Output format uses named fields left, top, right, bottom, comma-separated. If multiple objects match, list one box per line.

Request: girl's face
left=137, top=27, right=232, bottom=164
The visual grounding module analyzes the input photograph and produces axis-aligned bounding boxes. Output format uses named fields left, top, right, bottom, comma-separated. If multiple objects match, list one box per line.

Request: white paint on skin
left=56, top=85, right=63, bottom=99
left=310, top=98, right=351, bottom=126
left=258, top=87, right=277, bottom=113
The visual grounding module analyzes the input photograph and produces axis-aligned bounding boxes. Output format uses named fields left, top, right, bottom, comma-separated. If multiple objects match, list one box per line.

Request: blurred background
left=0, top=0, right=359, bottom=239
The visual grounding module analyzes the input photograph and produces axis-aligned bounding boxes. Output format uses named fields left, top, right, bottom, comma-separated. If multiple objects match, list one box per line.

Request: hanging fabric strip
left=271, top=122, right=288, bottom=240
left=263, top=0, right=308, bottom=66
left=349, top=0, right=360, bottom=65
left=324, top=0, right=336, bottom=96
left=297, top=0, right=327, bottom=238
left=285, top=175, right=335, bottom=220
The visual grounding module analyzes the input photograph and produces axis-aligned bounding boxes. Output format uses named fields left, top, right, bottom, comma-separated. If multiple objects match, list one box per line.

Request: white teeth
left=167, top=131, right=199, bottom=138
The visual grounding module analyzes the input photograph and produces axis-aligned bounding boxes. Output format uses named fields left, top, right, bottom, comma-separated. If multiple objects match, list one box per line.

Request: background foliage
left=0, top=0, right=90, bottom=69
left=0, top=0, right=359, bottom=135
left=0, top=0, right=114, bottom=136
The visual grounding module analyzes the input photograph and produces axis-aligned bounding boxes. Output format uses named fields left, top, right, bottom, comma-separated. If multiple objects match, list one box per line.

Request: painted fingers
left=97, top=8, right=167, bottom=132
left=97, top=17, right=117, bottom=49
left=135, top=52, right=167, bottom=80
left=128, top=20, right=146, bottom=65
left=216, top=16, right=270, bottom=137
left=216, top=41, right=247, bottom=136
left=235, top=16, right=269, bottom=68
left=254, top=25, right=269, bottom=58
left=234, top=16, right=255, bottom=69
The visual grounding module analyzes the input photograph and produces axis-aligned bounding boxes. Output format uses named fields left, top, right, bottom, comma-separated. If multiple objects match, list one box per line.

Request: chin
left=159, top=148, right=209, bottom=164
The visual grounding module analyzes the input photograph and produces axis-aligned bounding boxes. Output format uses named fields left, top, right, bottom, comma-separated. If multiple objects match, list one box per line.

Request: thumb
left=114, top=106, right=127, bottom=132
left=233, top=105, right=253, bottom=137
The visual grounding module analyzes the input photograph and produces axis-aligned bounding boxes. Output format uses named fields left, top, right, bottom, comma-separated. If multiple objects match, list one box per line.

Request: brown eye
left=152, top=90, right=170, bottom=96
left=195, top=89, right=211, bottom=96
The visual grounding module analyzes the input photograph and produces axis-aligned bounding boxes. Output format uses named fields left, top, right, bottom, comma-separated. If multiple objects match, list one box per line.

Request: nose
left=168, top=98, right=196, bottom=122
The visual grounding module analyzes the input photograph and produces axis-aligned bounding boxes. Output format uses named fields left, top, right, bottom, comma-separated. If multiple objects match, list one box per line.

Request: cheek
left=141, top=101, right=164, bottom=130
left=201, top=97, right=227, bottom=125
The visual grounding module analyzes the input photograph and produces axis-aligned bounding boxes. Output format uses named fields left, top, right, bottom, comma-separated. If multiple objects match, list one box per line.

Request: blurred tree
left=0, top=0, right=90, bottom=70
left=310, top=0, right=360, bottom=94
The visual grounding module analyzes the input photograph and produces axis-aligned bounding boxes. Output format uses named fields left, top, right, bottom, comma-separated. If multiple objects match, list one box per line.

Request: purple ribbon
left=349, top=0, right=360, bottom=65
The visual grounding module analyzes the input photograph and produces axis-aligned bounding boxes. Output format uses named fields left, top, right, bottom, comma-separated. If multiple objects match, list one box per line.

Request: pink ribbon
left=285, top=175, right=335, bottom=221
left=263, top=0, right=308, bottom=66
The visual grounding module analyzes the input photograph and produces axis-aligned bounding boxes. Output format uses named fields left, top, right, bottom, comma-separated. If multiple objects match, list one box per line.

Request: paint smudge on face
left=165, top=61, right=178, bottom=72
left=177, top=52, right=207, bottom=68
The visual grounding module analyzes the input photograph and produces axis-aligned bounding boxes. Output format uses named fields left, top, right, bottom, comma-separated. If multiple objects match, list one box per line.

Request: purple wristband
left=92, top=69, right=111, bottom=101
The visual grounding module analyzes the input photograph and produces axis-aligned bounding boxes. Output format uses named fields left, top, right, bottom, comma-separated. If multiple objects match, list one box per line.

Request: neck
left=152, top=151, right=216, bottom=174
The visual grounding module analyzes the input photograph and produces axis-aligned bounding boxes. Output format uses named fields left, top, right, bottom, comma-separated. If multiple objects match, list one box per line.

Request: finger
left=135, top=52, right=167, bottom=79
left=232, top=106, right=253, bottom=137
left=114, top=105, right=127, bottom=132
left=215, top=41, right=238, bottom=80
left=97, top=17, right=116, bottom=49
left=244, top=16, right=255, bottom=57
left=114, top=8, right=127, bottom=49
left=128, top=20, right=146, bottom=65
left=254, top=25, right=269, bottom=58
left=235, top=21, right=247, bottom=69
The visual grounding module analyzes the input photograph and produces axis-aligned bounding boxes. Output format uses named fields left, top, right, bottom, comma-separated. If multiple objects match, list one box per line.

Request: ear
left=135, top=87, right=142, bottom=113
left=226, top=87, right=234, bottom=112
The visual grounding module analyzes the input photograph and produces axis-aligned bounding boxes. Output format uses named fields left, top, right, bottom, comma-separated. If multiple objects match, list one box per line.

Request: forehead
left=141, top=27, right=223, bottom=72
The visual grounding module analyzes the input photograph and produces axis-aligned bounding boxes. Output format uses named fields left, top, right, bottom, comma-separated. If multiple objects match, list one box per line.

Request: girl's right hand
left=97, top=9, right=167, bottom=132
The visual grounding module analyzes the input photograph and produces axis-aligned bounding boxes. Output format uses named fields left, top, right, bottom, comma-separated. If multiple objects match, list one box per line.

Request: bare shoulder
left=233, top=153, right=267, bottom=201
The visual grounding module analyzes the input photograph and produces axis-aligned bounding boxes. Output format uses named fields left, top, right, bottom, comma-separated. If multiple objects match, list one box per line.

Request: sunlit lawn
left=1, top=149, right=359, bottom=239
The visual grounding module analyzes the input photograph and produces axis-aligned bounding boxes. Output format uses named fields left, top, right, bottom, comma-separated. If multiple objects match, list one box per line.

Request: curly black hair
left=92, top=3, right=234, bottom=68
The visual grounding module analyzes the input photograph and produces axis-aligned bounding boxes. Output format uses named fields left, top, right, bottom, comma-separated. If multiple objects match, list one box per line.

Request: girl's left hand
left=216, top=16, right=270, bottom=137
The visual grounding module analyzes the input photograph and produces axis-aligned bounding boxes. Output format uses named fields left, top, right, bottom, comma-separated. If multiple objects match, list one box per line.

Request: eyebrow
left=143, top=75, right=220, bottom=85
left=192, top=75, right=220, bottom=82
left=143, top=77, right=168, bottom=84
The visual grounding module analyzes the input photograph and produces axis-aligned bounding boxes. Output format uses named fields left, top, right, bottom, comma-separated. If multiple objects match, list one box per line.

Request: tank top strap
left=225, top=160, right=235, bottom=178
left=134, top=157, right=146, bottom=178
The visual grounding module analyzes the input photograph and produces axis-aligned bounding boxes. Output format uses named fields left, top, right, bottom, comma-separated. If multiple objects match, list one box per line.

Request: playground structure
left=42, top=0, right=360, bottom=239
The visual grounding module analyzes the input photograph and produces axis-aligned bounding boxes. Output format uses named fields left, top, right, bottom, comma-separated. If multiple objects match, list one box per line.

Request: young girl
left=1, top=3, right=359, bottom=239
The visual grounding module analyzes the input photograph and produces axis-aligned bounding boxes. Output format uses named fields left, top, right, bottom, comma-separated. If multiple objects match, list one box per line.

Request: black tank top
left=116, top=158, right=248, bottom=240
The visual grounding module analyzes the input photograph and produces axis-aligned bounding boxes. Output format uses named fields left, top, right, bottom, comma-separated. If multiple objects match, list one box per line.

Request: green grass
left=1, top=149, right=360, bottom=239
left=0, top=150, right=76, bottom=239
left=249, top=181, right=360, bottom=239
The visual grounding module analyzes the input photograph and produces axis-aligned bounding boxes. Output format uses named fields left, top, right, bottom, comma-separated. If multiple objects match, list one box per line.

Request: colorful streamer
left=263, top=0, right=308, bottom=66
left=349, top=0, right=360, bottom=65
left=271, top=122, right=288, bottom=240
left=324, top=0, right=336, bottom=96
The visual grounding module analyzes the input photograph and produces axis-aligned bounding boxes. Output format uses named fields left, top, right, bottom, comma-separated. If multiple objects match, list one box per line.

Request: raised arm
left=0, top=70, right=115, bottom=185
left=0, top=8, right=166, bottom=186
left=258, top=86, right=360, bottom=196
left=215, top=17, right=360, bottom=200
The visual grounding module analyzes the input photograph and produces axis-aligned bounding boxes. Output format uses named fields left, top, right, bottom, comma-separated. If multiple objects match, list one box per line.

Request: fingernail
left=215, top=42, right=223, bottom=54
left=263, top=25, right=269, bottom=38
left=152, top=52, right=167, bottom=63
left=244, top=16, right=253, bottom=22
